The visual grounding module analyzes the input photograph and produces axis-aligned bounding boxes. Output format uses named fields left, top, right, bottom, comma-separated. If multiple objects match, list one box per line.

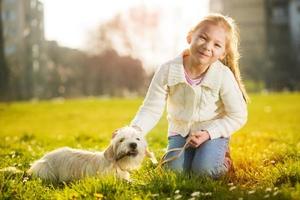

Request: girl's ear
left=186, top=32, right=192, bottom=44
left=220, top=52, right=226, bottom=60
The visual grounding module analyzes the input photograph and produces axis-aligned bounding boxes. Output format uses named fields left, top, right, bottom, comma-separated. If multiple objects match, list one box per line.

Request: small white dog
left=28, top=126, right=151, bottom=183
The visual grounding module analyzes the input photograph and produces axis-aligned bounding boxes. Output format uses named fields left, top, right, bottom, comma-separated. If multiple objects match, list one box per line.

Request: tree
left=0, top=0, right=9, bottom=100
left=84, top=49, right=147, bottom=97
left=45, top=41, right=89, bottom=98
left=88, top=5, right=161, bottom=69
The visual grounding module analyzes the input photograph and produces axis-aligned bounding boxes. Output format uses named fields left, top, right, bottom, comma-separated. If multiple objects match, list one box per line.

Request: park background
left=1, top=0, right=300, bottom=100
left=1, top=0, right=300, bottom=199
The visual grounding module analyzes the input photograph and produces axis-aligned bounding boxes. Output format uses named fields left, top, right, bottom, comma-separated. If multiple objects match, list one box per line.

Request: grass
left=0, top=93, right=300, bottom=199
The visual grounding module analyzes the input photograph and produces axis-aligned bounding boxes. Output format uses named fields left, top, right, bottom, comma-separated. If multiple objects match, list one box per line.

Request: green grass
left=0, top=93, right=300, bottom=199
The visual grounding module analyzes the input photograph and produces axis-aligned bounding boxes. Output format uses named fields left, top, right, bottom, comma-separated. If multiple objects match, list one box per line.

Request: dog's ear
left=112, top=129, right=120, bottom=138
left=104, top=145, right=115, bottom=161
left=145, top=148, right=158, bottom=164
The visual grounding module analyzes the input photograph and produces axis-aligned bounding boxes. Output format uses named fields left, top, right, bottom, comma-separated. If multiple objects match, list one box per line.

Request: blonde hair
left=187, top=13, right=249, bottom=103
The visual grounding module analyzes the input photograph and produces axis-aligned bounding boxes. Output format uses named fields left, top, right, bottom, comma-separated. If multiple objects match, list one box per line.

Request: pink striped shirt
left=184, top=69, right=204, bottom=86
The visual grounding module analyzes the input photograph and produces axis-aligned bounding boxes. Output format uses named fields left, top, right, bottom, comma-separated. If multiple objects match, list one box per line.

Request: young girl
left=128, top=13, right=248, bottom=178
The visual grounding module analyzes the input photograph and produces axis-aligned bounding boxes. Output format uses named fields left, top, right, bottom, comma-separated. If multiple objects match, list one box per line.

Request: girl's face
left=189, top=22, right=227, bottom=67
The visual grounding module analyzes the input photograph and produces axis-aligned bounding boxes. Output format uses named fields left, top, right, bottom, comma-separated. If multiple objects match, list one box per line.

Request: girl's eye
left=136, top=138, right=140, bottom=141
left=215, top=44, right=222, bottom=48
left=119, top=138, right=125, bottom=143
left=199, top=36, right=206, bottom=40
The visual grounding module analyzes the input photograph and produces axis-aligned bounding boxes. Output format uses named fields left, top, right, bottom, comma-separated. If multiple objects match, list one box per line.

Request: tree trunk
left=0, top=0, right=9, bottom=100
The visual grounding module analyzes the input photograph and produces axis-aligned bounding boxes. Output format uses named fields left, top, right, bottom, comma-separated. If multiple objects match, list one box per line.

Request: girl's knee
left=191, top=163, right=228, bottom=179
left=164, top=135, right=191, bottom=172
left=163, top=151, right=184, bottom=172
left=164, top=161, right=184, bottom=172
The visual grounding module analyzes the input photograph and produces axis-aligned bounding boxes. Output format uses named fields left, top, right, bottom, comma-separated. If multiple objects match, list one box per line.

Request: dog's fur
left=27, top=127, right=147, bottom=183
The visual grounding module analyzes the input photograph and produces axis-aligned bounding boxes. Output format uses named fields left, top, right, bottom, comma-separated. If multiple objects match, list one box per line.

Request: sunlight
left=40, top=0, right=209, bottom=69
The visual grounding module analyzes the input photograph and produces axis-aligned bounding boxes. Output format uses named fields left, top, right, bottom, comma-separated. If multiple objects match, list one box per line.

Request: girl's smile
left=197, top=50, right=210, bottom=58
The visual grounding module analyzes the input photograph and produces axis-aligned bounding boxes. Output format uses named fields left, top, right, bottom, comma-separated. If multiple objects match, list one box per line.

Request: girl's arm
left=130, top=65, right=168, bottom=135
left=205, top=68, right=248, bottom=139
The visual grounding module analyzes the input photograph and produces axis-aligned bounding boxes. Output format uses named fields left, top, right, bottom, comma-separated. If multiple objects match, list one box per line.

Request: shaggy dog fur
left=27, top=127, right=147, bottom=183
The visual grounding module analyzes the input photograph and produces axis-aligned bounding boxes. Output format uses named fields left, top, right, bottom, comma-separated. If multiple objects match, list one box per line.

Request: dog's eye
left=136, top=138, right=140, bottom=141
left=119, top=138, right=125, bottom=143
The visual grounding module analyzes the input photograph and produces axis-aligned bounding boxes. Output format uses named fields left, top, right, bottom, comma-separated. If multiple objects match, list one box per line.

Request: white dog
left=28, top=126, right=151, bottom=183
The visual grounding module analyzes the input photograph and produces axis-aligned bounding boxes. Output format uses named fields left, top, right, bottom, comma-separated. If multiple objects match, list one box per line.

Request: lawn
left=0, top=93, right=300, bottom=199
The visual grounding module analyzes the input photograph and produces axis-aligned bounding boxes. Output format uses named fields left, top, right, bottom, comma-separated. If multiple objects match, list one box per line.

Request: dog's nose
left=129, top=142, right=137, bottom=149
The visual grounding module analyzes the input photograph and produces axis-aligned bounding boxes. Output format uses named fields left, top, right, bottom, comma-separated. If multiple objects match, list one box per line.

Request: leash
left=156, top=137, right=192, bottom=169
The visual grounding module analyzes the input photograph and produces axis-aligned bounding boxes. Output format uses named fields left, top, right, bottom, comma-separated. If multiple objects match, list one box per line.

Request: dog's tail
left=0, top=166, right=29, bottom=181
left=27, top=160, right=57, bottom=182
left=0, top=166, right=24, bottom=174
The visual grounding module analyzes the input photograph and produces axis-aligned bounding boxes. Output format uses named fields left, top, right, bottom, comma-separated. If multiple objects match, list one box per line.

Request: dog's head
left=104, top=126, right=147, bottom=171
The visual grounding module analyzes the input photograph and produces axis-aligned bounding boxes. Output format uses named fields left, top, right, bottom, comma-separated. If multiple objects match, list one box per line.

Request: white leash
left=157, top=137, right=191, bottom=169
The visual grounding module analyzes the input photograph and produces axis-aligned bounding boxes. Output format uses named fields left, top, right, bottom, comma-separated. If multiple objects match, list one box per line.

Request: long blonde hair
left=187, top=13, right=249, bottom=103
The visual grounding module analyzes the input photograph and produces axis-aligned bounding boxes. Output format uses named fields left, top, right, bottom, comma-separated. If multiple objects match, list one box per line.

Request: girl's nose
left=203, top=41, right=213, bottom=51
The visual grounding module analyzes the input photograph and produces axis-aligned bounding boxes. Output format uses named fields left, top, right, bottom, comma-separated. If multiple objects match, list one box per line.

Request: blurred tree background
left=0, top=0, right=300, bottom=101
left=0, top=0, right=9, bottom=100
left=0, top=0, right=153, bottom=101
left=210, top=0, right=300, bottom=91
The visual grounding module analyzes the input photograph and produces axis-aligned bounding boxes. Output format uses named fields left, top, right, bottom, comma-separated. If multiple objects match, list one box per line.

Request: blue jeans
left=164, top=135, right=230, bottom=179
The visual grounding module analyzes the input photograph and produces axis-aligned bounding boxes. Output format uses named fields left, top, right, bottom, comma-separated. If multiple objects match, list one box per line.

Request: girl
left=129, top=13, right=248, bottom=178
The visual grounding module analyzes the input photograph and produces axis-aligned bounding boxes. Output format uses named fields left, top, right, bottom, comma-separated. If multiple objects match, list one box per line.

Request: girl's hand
left=188, top=130, right=210, bottom=148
